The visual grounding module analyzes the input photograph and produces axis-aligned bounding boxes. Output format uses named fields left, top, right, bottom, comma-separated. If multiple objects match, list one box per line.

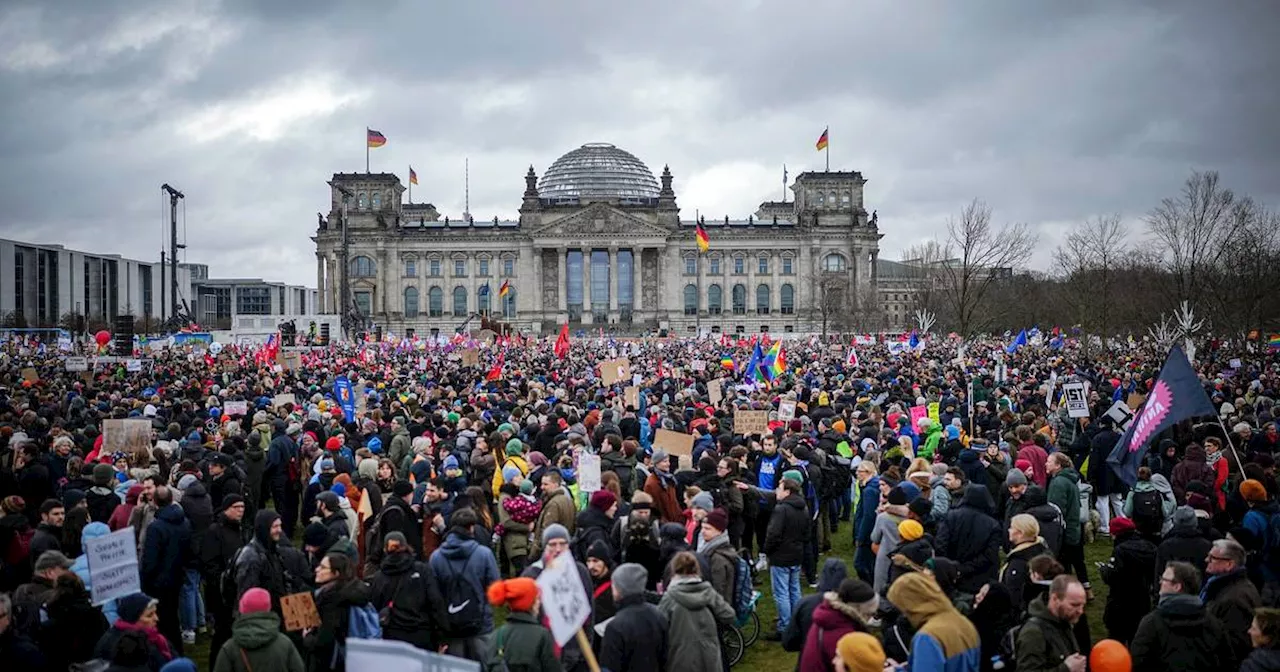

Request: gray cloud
left=1, top=0, right=1276, bottom=287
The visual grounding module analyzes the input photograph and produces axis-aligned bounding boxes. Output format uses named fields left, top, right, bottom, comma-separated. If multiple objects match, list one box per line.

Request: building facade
left=0, top=239, right=316, bottom=332
left=314, top=142, right=883, bottom=336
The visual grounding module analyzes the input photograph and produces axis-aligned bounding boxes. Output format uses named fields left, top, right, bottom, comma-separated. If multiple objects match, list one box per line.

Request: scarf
left=1206, top=450, right=1223, bottom=467
left=113, top=619, right=173, bottom=661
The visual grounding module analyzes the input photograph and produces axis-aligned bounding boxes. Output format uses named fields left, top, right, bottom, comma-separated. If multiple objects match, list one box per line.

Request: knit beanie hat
left=887, top=485, right=911, bottom=506
left=1242, top=478, right=1268, bottom=503
left=704, top=507, right=729, bottom=533
left=836, top=632, right=886, bottom=672
left=92, top=462, right=115, bottom=486
left=392, top=480, right=414, bottom=498
left=690, top=492, right=715, bottom=511
left=1005, top=468, right=1028, bottom=487
left=505, top=438, right=524, bottom=457
left=519, top=479, right=535, bottom=495
left=898, top=519, right=924, bottom=542
left=239, top=587, right=272, bottom=615
left=908, top=497, right=933, bottom=520
left=612, top=563, right=648, bottom=598
left=781, top=469, right=804, bottom=485
left=502, top=465, right=522, bottom=483
left=486, top=577, right=539, bottom=613
left=541, top=523, right=570, bottom=546
left=302, top=522, right=329, bottom=548
left=589, top=490, right=617, bottom=512
left=117, top=593, right=155, bottom=623
left=1109, top=516, right=1136, bottom=537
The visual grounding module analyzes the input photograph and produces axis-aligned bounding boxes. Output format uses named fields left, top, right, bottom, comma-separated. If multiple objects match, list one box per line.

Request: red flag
left=487, top=353, right=504, bottom=381
left=554, top=324, right=570, bottom=359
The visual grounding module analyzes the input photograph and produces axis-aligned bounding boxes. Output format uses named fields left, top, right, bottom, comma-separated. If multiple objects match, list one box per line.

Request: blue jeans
left=179, top=568, right=204, bottom=631
left=770, top=565, right=802, bottom=632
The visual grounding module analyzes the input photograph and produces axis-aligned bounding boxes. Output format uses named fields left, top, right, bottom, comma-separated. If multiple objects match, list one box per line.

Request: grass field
left=180, top=520, right=1115, bottom=671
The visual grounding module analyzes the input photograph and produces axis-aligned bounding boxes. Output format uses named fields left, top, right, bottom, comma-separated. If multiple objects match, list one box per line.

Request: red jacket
left=799, top=595, right=872, bottom=672
left=1016, top=443, right=1049, bottom=488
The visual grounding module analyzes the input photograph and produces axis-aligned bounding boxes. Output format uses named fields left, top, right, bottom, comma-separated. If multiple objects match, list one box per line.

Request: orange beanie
left=486, top=577, right=540, bottom=612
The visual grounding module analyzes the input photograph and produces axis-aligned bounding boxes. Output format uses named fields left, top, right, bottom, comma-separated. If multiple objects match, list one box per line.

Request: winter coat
left=929, top=477, right=953, bottom=523
left=600, top=594, right=669, bottom=672
left=574, top=506, right=615, bottom=563
left=209, top=469, right=245, bottom=514
left=1124, top=478, right=1177, bottom=536
left=798, top=593, right=872, bottom=672
left=487, top=612, right=561, bottom=672
left=1001, top=539, right=1046, bottom=612
left=304, top=579, right=372, bottom=672
left=213, top=611, right=305, bottom=672
left=0, top=629, right=44, bottom=672
left=243, top=443, right=266, bottom=508
left=179, top=481, right=214, bottom=561
left=1155, top=520, right=1214, bottom=580
left=1202, top=569, right=1260, bottom=661
left=1098, top=530, right=1157, bottom=644
left=886, top=574, right=982, bottom=672
left=699, top=531, right=739, bottom=606
left=141, top=503, right=191, bottom=592
left=387, top=427, right=412, bottom=468
left=1130, top=593, right=1238, bottom=672
left=856, top=476, right=883, bottom=543
left=643, top=471, right=683, bottom=525
left=498, top=492, right=535, bottom=561
left=1170, top=444, right=1216, bottom=505
left=1242, top=648, right=1280, bottom=672
left=532, top=486, right=577, bottom=557
left=1046, top=467, right=1082, bottom=546
left=38, top=582, right=109, bottom=671
left=1014, top=595, right=1081, bottom=672
left=200, top=513, right=245, bottom=601
left=870, top=506, right=906, bottom=594
left=1016, top=443, right=1049, bottom=488
left=764, top=493, right=809, bottom=567
left=72, top=522, right=121, bottom=623
left=85, top=485, right=122, bottom=524
left=657, top=577, right=735, bottom=672
left=1088, top=428, right=1127, bottom=496
left=429, top=530, right=501, bottom=635
left=936, top=484, right=1004, bottom=594
left=367, top=551, right=448, bottom=650
left=958, top=450, right=988, bottom=489
left=29, top=522, right=62, bottom=561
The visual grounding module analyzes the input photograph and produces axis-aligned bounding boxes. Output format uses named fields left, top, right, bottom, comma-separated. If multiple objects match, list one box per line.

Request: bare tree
left=1054, top=214, right=1129, bottom=339
left=1207, top=202, right=1280, bottom=336
left=814, top=275, right=848, bottom=340
left=934, top=199, right=1037, bottom=338
left=1147, top=171, right=1243, bottom=307
left=899, top=241, right=947, bottom=321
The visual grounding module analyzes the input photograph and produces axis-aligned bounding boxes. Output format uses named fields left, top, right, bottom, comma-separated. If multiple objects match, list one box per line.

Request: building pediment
left=528, top=203, right=669, bottom=238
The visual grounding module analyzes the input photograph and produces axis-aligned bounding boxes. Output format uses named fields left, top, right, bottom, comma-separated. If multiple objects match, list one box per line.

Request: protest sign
left=126, top=359, right=142, bottom=372
left=102, top=419, right=152, bottom=456
left=778, top=400, right=797, bottom=422
left=273, top=393, right=297, bottom=410
left=708, top=379, right=723, bottom=406
left=1062, top=382, right=1090, bottom=418
left=600, top=358, right=631, bottom=386
left=460, top=348, right=479, bottom=367
left=21, top=367, right=38, bottom=381
left=65, top=357, right=88, bottom=372
left=909, top=405, right=928, bottom=430
left=734, top=410, right=769, bottom=436
left=624, top=386, right=640, bottom=409
left=536, top=556, right=592, bottom=646
left=85, top=528, right=139, bottom=605
left=653, top=429, right=694, bottom=456
left=578, top=454, right=602, bottom=493
left=691, top=359, right=706, bottom=372
left=927, top=402, right=940, bottom=424
left=345, top=638, right=481, bottom=672
left=281, top=592, right=322, bottom=631
left=224, top=401, right=249, bottom=417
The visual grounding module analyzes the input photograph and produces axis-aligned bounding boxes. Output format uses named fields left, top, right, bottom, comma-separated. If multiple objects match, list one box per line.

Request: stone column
left=634, top=248, right=643, bottom=312
left=608, top=247, right=619, bottom=311
left=557, top=247, right=567, bottom=313
left=316, top=253, right=326, bottom=314
left=581, top=246, right=592, bottom=314
left=528, top=246, right=540, bottom=317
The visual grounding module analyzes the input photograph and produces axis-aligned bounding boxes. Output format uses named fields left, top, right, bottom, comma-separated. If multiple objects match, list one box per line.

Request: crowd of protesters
left=0, top=330, right=1277, bottom=672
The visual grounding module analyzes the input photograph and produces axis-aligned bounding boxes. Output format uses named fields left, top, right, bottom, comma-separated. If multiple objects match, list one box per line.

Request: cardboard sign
left=578, top=454, right=601, bottom=493
left=600, top=358, right=631, bottom=386
left=624, top=386, right=640, bottom=409
left=1229, top=358, right=1242, bottom=369
left=1062, top=382, right=1090, bottom=419
left=224, top=401, right=249, bottom=417
left=652, top=429, right=694, bottom=456
left=460, top=348, right=479, bottom=367
left=20, top=367, right=38, bottom=382
left=777, top=400, right=797, bottom=422
left=734, top=410, right=769, bottom=436
left=691, top=360, right=706, bottom=372
left=279, top=352, right=302, bottom=371
left=927, top=402, right=940, bottom=424
left=65, top=357, right=88, bottom=372
left=909, top=405, right=929, bottom=430
left=708, top=379, right=723, bottom=406
left=272, top=393, right=297, bottom=410
left=280, top=592, right=322, bottom=631
left=536, top=556, right=592, bottom=646
left=1126, top=393, right=1147, bottom=412
left=102, top=419, right=152, bottom=455
left=85, top=527, right=139, bottom=606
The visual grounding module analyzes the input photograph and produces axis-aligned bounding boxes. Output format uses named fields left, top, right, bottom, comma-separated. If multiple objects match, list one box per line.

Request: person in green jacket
left=487, top=577, right=562, bottom=672
left=919, top=419, right=944, bottom=462
left=214, top=588, right=304, bottom=672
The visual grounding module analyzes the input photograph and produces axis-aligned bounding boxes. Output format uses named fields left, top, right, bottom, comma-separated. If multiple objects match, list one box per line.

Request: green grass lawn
left=180, top=519, right=1115, bottom=671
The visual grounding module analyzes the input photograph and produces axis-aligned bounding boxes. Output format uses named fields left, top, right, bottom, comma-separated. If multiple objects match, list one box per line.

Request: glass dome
left=538, top=143, right=661, bottom=200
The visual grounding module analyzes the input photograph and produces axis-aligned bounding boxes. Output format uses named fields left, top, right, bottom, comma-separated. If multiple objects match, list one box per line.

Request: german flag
left=409, top=166, right=418, bottom=185
left=695, top=222, right=710, bottom=253
left=498, top=279, right=510, bottom=298
left=367, top=128, right=387, bottom=148
left=815, top=127, right=829, bottom=151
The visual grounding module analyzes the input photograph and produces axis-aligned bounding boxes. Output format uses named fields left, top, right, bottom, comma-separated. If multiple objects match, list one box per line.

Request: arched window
left=350, top=256, right=376, bottom=277
left=827, top=192, right=837, bottom=208
left=371, top=192, right=382, bottom=210
left=756, top=284, right=771, bottom=315
left=708, top=284, right=722, bottom=315
left=683, top=284, right=698, bottom=315
left=478, top=286, right=491, bottom=314
left=404, top=287, right=419, bottom=318
left=502, top=288, right=516, bottom=318
left=452, top=286, right=467, bottom=317
left=781, top=284, right=795, bottom=314
left=428, top=287, right=443, bottom=316
left=815, top=192, right=825, bottom=206
left=357, top=192, right=368, bottom=209
left=823, top=253, right=846, bottom=272
left=731, top=284, right=746, bottom=315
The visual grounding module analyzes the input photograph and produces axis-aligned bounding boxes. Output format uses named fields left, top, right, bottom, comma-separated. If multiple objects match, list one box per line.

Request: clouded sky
left=2, top=0, right=1277, bottom=287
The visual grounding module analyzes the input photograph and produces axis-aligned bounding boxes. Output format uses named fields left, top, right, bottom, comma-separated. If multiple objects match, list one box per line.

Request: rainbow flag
left=1268, top=334, right=1280, bottom=350
left=367, top=128, right=387, bottom=148
left=720, top=354, right=735, bottom=371
left=765, top=340, right=786, bottom=379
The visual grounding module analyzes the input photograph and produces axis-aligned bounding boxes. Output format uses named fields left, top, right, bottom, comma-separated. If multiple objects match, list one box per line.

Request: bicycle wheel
left=741, top=610, right=760, bottom=646
left=722, top=626, right=745, bottom=667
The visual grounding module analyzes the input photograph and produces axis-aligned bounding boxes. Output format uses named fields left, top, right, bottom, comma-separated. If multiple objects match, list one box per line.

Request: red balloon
left=95, top=330, right=112, bottom=346
left=1090, top=639, right=1131, bottom=672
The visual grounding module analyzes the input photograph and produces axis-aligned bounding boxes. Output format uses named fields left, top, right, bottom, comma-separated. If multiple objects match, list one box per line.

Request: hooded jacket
left=1130, top=593, right=1237, bottom=672
left=657, top=577, right=736, bottom=672
left=936, top=484, right=1004, bottom=594
left=886, top=573, right=981, bottom=672
left=367, top=550, right=448, bottom=650
left=782, top=559, right=849, bottom=662
left=1014, top=595, right=1080, bottom=672
left=213, top=611, right=304, bottom=672
left=1170, top=443, right=1215, bottom=505
left=798, top=593, right=873, bottom=672
left=140, top=502, right=191, bottom=591
left=72, top=522, right=120, bottom=623
left=1046, top=467, right=1082, bottom=546
left=429, top=529, right=501, bottom=635
left=304, top=578, right=372, bottom=672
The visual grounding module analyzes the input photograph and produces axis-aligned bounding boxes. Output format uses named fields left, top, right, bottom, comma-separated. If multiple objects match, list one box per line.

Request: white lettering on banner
left=536, top=555, right=591, bottom=646
left=86, top=527, right=139, bottom=606
left=578, top=454, right=602, bottom=493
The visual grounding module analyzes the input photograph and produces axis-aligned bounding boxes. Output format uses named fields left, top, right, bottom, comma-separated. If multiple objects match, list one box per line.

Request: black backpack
left=819, top=456, right=849, bottom=502
left=1130, top=489, right=1163, bottom=533
left=436, top=555, right=486, bottom=637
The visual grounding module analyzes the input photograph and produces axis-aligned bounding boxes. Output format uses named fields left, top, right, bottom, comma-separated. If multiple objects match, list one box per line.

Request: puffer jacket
left=657, top=577, right=735, bottom=672
left=936, top=485, right=1003, bottom=593
left=213, top=611, right=305, bottom=672
left=366, top=550, right=448, bottom=650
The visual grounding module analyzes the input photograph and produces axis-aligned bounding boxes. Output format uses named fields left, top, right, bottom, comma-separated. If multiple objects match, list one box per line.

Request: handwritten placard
left=734, top=410, right=769, bottom=436
left=777, top=400, right=797, bottom=422
left=102, top=419, right=153, bottom=455
left=85, top=528, right=139, bottom=606
left=272, top=393, right=297, bottom=411
left=536, top=556, right=592, bottom=646
left=600, top=358, right=631, bottom=386
left=280, top=591, right=322, bottom=631
left=578, top=454, right=601, bottom=493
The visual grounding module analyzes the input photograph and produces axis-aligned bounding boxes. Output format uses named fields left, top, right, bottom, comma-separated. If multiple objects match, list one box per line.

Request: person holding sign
left=485, top=578, right=560, bottom=672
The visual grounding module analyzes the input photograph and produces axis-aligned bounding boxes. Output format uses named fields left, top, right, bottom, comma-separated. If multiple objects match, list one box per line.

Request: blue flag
left=1106, top=345, right=1215, bottom=486
left=1006, top=329, right=1027, bottom=354
left=335, top=375, right=356, bottom=423
left=744, top=344, right=764, bottom=383
left=479, top=284, right=490, bottom=297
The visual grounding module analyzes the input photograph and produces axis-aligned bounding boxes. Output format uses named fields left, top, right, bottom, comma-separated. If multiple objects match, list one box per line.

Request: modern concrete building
left=314, top=142, right=885, bottom=336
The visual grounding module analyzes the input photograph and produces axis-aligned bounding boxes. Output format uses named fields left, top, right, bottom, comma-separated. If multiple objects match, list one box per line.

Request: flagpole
left=695, top=213, right=702, bottom=337
left=825, top=128, right=830, bottom=171
left=365, top=128, right=370, bottom=173
left=407, top=165, right=412, bottom=203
